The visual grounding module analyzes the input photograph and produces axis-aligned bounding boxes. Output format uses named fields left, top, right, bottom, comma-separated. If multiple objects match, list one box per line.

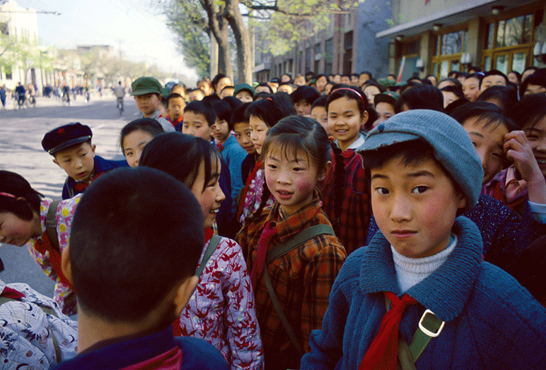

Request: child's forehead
left=311, top=106, right=326, bottom=113
left=168, top=97, right=184, bottom=105
left=267, top=145, right=309, bottom=162
left=54, top=141, right=92, bottom=157
left=463, top=116, right=508, bottom=134
left=184, top=111, right=206, bottom=120
left=233, top=121, right=249, bottom=130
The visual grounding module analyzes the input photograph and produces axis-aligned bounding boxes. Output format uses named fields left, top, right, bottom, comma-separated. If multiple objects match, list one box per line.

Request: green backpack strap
left=385, top=296, right=445, bottom=369
left=195, top=234, right=222, bottom=278
left=266, top=224, right=335, bottom=264
left=0, top=296, right=62, bottom=363
left=263, top=224, right=336, bottom=358
left=45, top=200, right=61, bottom=254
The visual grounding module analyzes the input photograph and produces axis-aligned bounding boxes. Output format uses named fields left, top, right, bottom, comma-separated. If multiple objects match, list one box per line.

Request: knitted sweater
left=302, top=217, right=546, bottom=370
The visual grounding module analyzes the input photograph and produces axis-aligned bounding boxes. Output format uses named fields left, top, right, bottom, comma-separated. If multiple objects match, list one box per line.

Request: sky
left=14, top=0, right=198, bottom=81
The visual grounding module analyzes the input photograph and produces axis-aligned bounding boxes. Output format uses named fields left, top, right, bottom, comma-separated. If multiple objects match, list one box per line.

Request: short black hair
left=184, top=100, right=217, bottom=127
left=70, top=167, right=204, bottom=322
left=520, top=69, right=546, bottom=94
left=210, top=99, right=232, bottom=125
left=291, top=85, right=321, bottom=105
left=481, top=70, right=508, bottom=87
left=120, top=118, right=164, bottom=150
left=311, top=95, right=328, bottom=110
left=441, top=84, right=464, bottom=99
left=476, top=85, right=517, bottom=112
left=508, top=93, right=546, bottom=130
left=395, top=85, right=444, bottom=113
left=0, top=170, right=42, bottom=220
left=450, top=101, right=517, bottom=132
left=360, top=71, right=373, bottom=79
left=255, top=82, right=273, bottom=94
left=211, top=73, right=228, bottom=89
left=230, top=102, right=251, bottom=130
left=166, top=93, right=184, bottom=105
left=245, top=92, right=296, bottom=128
left=222, top=96, right=243, bottom=111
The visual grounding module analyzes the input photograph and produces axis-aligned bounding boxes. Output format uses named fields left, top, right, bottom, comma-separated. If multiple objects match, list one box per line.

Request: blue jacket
left=52, top=325, right=228, bottom=370
left=220, top=135, right=247, bottom=205
left=366, top=194, right=546, bottom=272
left=62, top=155, right=128, bottom=199
left=302, top=217, right=546, bottom=370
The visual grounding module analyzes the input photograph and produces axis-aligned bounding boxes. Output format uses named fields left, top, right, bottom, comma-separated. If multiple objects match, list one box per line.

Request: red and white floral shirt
left=176, top=236, right=263, bottom=370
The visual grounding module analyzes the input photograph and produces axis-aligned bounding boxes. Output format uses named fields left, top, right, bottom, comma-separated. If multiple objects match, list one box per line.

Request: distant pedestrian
left=0, top=84, right=6, bottom=109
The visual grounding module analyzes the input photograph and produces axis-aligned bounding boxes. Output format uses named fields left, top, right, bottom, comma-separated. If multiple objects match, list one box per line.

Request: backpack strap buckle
left=418, top=309, right=445, bottom=338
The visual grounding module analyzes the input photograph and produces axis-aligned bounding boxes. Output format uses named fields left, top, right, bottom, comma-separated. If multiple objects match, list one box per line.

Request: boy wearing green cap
left=301, top=110, right=546, bottom=369
left=131, top=76, right=175, bottom=132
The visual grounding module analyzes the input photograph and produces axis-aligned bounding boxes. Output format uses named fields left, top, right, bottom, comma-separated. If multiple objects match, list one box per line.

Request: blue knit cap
left=357, top=109, right=483, bottom=213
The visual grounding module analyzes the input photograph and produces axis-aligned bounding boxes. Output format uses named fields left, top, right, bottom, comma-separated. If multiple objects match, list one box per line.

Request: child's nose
left=390, top=197, right=411, bottom=222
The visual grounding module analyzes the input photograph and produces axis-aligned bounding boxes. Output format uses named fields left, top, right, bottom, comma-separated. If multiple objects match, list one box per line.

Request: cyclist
left=15, top=82, right=26, bottom=109
left=114, top=81, right=125, bottom=113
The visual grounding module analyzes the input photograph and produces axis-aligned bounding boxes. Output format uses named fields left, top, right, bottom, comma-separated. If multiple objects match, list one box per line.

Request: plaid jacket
left=322, top=148, right=371, bottom=255
left=237, top=194, right=346, bottom=370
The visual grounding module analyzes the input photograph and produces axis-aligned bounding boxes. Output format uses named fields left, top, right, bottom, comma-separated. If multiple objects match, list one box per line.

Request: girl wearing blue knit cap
left=301, top=110, right=546, bottom=370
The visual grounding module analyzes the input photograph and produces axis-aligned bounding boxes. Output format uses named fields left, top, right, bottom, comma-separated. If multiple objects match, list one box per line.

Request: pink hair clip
left=331, top=87, right=367, bottom=107
left=0, top=192, right=17, bottom=199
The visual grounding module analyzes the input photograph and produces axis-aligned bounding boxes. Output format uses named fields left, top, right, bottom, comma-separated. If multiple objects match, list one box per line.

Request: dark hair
left=507, top=70, right=522, bottom=85
left=341, top=74, right=351, bottom=79
left=326, top=85, right=369, bottom=114
left=426, top=74, right=438, bottom=82
left=441, top=84, right=464, bottom=99
left=281, top=73, right=292, bottom=83
left=220, top=85, right=235, bottom=93
left=476, top=85, right=518, bottom=112
left=255, top=82, right=273, bottom=94
left=184, top=100, right=217, bottom=127
left=251, top=116, right=345, bottom=227
left=520, top=69, right=546, bottom=95
left=363, top=81, right=386, bottom=94
left=523, top=66, right=539, bottom=80
left=120, top=118, right=164, bottom=150
left=230, top=102, right=251, bottom=130
left=291, top=85, right=321, bottom=105
left=222, top=95, right=243, bottom=111
left=0, top=170, right=42, bottom=220
left=438, top=78, right=462, bottom=88
left=254, top=92, right=272, bottom=101
left=311, top=95, right=328, bottom=110
left=468, top=66, right=482, bottom=73
left=508, top=94, right=546, bottom=130
left=465, top=73, right=484, bottom=84
left=481, top=70, right=508, bottom=87
left=315, top=74, right=329, bottom=84
left=245, top=92, right=296, bottom=128
left=211, top=73, right=230, bottom=89
left=140, top=132, right=220, bottom=192
left=210, top=100, right=232, bottom=125
left=395, top=85, right=444, bottom=113
left=166, top=93, right=184, bottom=105
left=188, top=88, right=206, bottom=98
left=450, top=101, right=517, bottom=132
left=70, top=167, right=204, bottom=322
left=360, top=71, right=373, bottom=80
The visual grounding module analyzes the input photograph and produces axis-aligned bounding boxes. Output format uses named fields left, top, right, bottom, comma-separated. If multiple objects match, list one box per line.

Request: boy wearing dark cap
left=54, top=167, right=228, bottom=370
left=302, top=110, right=546, bottom=369
left=42, top=122, right=128, bottom=199
left=234, top=84, right=255, bottom=103
left=131, top=76, right=175, bottom=132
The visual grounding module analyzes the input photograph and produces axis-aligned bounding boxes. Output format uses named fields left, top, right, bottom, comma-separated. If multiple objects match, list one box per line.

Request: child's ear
left=91, top=144, right=96, bottom=154
left=360, top=110, right=370, bottom=126
left=53, top=158, right=60, bottom=167
left=318, top=161, right=333, bottom=181
left=458, top=192, right=467, bottom=211
left=61, top=246, right=74, bottom=286
left=173, top=276, right=198, bottom=316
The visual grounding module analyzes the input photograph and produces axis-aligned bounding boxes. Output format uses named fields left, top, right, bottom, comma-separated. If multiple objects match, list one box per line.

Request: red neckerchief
left=1, top=286, right=25, bottom=300
left=237, top=159, right=263, bottom=220
left=217, top=143, right=225, bottom=153
left=33, top=231, right=75, bottom=291
left=167, top=116, right=183, bottom=127
left=358, top=292, right=418, bottom=370
left=118, top=346, right=183, bottom=370
left=172, top=228, right=214, bottom=337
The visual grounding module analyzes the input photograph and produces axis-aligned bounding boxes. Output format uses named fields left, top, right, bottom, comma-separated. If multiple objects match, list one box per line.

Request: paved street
left=0, top=93, right=140, bottom=297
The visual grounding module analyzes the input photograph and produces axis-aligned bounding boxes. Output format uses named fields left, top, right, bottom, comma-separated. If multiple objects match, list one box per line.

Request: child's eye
left=471, top=141, right=478, bottom=148
left=234, top=133, right=240, bottom=138
left=267, top=164, right=277, bottom=170
left=293, top=167, right=305, bottom=172
left=412, top=186, right=428, bottom=194
left=375, top=187, right=389, bottom=195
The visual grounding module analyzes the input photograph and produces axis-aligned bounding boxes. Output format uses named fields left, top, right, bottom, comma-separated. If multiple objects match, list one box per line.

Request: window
left=325, top=38, right=333, bottom=75
left=306, top=46, right=312, bottom=72
left=482, top=10, right=539, bottom=73
left=432, top=29, right=467, bottom=78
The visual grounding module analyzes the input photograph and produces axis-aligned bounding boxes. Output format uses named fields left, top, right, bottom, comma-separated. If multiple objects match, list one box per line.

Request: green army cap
left=131, top=77, right=163, bottom=96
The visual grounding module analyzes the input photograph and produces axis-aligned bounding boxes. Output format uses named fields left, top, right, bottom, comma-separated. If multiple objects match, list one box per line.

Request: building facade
left=253, top=0, right=392, bottom=82
left=377, top=0, right=546, bottom=81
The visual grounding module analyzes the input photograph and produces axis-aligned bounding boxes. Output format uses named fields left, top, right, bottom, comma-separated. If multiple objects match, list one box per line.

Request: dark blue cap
left=42, top=122, right=93, bottom=155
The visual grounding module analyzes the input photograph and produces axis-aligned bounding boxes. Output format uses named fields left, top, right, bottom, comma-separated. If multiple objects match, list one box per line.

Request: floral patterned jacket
left=176, top=236, right=264, bottom=370
left=26, top=196, right=81, bottom=315
left=0, top=281, right=78, bottom=369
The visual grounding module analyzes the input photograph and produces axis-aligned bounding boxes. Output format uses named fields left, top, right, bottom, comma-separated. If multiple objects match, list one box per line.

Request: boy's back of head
left=69, top=167, right=204, bottom=324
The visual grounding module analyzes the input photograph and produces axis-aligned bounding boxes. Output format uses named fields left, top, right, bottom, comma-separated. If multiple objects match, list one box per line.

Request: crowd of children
left=1, top=67, right=546, bottom=369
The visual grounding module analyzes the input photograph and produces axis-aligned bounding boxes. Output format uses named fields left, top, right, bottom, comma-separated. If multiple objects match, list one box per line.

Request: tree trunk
left=224, top=0, right=252, bottom=84
left=203, top=0, right=232, bottom=79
